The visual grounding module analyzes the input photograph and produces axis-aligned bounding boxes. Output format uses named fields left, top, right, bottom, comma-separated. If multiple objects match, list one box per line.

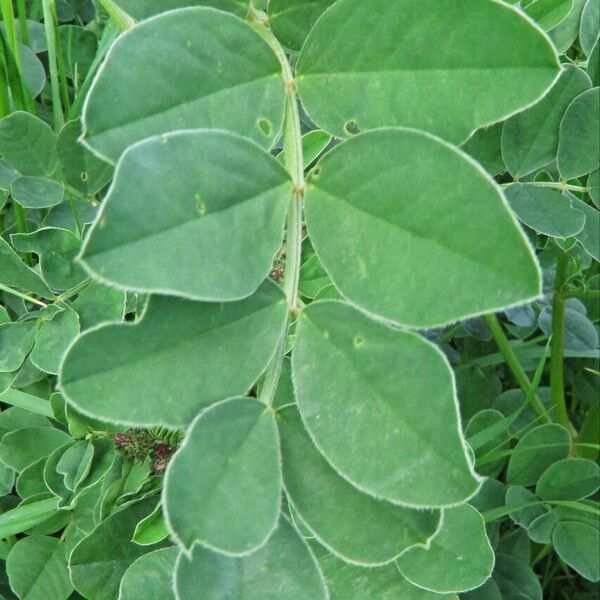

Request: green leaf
left=174, top=517, right=328, bottom=600
left=460, top=123, right=505, bottom=177
left=315, top=548, right=458, bottom=599
left=56, top=440, right=94, bottom=490
left=83, top=7, right=285, bottom=162
left=493, top=553, right=542, bottom=600
left=59, top=25, right=98, bottom=81
left=16, top=458, right=49, bottom=499
left=465, top=409, right=510, bottom=478
left=71, top=281, right=126, bottom=330
left=553, top=521, right=599, bottom=582
left=6, top=536, right=73, bottom=600
left=292, top=301, right=480, bottom=507
left=114, top=0, right=250, bottom=20
left=0, top=320, right=38, bottom=372
left=569, top=195, right=600, bottom=261
left=57, top=119, right=113, bottom=196
left=0, top=426, right=71, bottom=471
left=548, top=0, right=586, bottom=52
left=0, top=237, right=52, bottom=298
left=11, top=227, right=87, bottom=291
left=0, top=111, right=58, bottom=176
left=81, top=130, right=291, bottom=301
left=164, top=397, right=281, bottom=554
left=60, top=282, right=287, bottom=426
left=524, top=0, right=573, bottom=30
left=506, top=423, right=571, bottom=486
left=277, top=129, right=332, bottom=169
left=305, top=129, right=540, bottom=328
left=296, top=0, right=559, bottom=143
left=501, top=65, right=591, bottom=178
left=580, top=0, right=600, bottom=56
left=69, top=498, right=166, bottom=600
left=30, top=306, right=80, bottom=374
left=397, top=504, right=494, bottom=594
left=536, top=458, right=600, bottom=500
left=557, top=87, right=600, bottom=179
left=0, top=158, right=19, bottom=192
left=0, top=497, right=59, bottom=539
left=504, top=184, right=586, bottom=239
left=118, top=546, right=178, bottom=600
left=298, top=254, right=331, bottom=299
left=279, top=406, right=440, bottom=565
left=268, top=0, right=336, bottom=52
left=132, top=502, right=169, bottom=546
left=10, top=176, right=64, bottom=209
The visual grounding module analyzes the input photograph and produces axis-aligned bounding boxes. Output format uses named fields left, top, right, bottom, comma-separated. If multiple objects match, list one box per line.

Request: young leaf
left=506, top=423, right=571, bottom=486
left=552, top=521, right=600, bottom=582
left=81, top=130, right=291, bottom=301
left=396, top=505, right=494, bottom=593
left=292, top=301, right=480, bottom=507
left=557, top=87, right=600, bottom=179
left=501, top=65, right=591, bottom=178
left=536, top=458, right=600, bottom=500
left=132, top=502, right=169, bottom=546
left=305, top=129, right=541, bottom=328
left=164, top=397, right=281, bottom=555
left=504, top=184, right=586, bottom=239
left=60, top=282, right=288, bottom=426
left=10, top=176, right=64, bottom=209
left=69, top=498, right=166, bottom=600
left=0, top=111, right=58, bottom=176
left=279, top=406, right=440, bottom=565
left=296, top=0, right=560, bottom=143
left=83, top=7, right=285, bottom=162
left=118, top=546, right=178, bottom=600
left=174, top=517, right=329, bottom=600
left=6, top=535, right=73, bottom=600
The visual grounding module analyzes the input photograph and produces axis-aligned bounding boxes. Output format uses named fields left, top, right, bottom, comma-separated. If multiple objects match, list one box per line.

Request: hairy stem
left=253, top=16, right=305, bottom=407
left=550, top=250, right=574, bottom=435
left=484, top=314, right=551, bottom=423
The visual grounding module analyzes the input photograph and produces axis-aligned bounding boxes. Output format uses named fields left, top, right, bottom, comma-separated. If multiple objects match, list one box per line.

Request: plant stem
left=550, top=249, right=574, bottom=435
left=0, top=283, right=46, bottom=307
left=501, top=181, right=588, bottom=193
left=16, top=0, right=28, bottom=45
left=0, top=44, right=10, bottom=117
left=484, top=314, right=550, bottom=423
left=41, top=0, right=64, bottom=130
left=252, top=15, right=305, bottom=407
left=0, top=0, right=22, bottom=71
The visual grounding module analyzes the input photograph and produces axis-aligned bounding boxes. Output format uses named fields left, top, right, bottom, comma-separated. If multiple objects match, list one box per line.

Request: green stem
left=252, top=15, right=304, bottom=407
left=561, top=289, right=600, bottom=299
left=0, top=283, right=47, bottom=307
left=0, top=44, right=10, bottom=117
left=16, top=0, right=28, bottom=45
left=41, top=0, right=64, bottom=130
left=501, top=181, right=588, bottom=193
left=0, top=0, right=22, bottom=71
left=550, top=250, right=574, bottom=435
left=484, top=314, right=550, bottom=423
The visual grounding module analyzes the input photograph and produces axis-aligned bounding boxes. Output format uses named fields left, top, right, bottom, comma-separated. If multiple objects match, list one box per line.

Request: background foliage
left=0, top=0, right=598, bottom=598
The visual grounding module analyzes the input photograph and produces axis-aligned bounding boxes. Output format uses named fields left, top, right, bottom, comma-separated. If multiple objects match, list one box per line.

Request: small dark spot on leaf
left=311, top=167, right=321, bottom=179
left=344, top=120, right=361, bottom=135
left=258, top=118, right=272, bottom=137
